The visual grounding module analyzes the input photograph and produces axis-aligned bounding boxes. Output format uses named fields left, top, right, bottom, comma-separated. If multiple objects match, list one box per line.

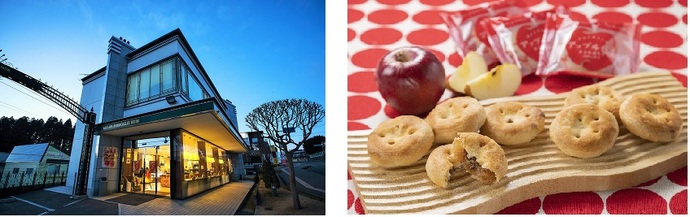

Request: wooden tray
left=347, top=72, right=688, bottom=214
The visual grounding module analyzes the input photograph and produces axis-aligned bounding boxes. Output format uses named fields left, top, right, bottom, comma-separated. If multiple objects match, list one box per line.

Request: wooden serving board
left=347, top=72, right=688, bottom=214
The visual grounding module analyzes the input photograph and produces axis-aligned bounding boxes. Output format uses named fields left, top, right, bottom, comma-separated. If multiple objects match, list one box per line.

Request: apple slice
left=448, top=51, right=488, bottom=94
left=464, top=64, right=522, bottom=100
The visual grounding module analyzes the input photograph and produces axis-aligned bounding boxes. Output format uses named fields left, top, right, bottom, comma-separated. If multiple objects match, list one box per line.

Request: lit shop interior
left=119, top=130, right=231, bottom=198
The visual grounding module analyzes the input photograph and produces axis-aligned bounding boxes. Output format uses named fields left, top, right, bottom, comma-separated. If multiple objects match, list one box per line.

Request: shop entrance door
left=121, top=136, right=171, bottom=197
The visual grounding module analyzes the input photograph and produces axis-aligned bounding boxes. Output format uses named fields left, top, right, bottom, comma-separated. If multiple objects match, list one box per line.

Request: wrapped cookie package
left=440, top=0, right=530, bottom=68
left=536, top=13, right=642, bottom=78
left=442, top=0, right=642, bottom=79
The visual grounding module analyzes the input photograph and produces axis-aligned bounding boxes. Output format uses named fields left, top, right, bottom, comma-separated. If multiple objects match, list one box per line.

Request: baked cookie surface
left=550, top=104, right=619, bottom=158
left=426, top=97, right=487, bottom=144
left=425, top=132, right=507, bottom=187
left=619, top=93, right=683, bottom=142
left=564, top=85, right=623, bottom=121
left=481, top=101, right=545, bottom=145
left=367, top=115, right=435, bottom=168
left=453, top=133, right=507, bottom=185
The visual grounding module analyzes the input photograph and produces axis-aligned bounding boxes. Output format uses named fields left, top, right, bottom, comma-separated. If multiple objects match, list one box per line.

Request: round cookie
left=425, top=144, right=460, bottom=188
left=550, top=104, right=619, bottom=158
left=619, top=93, right=683, bottom=142
left=564, top=85, right=623, bottom=121
left=425, top=132, right=507, bottom=187
left=453, top=133, right=507, bottom=185
left=481, top=102, right=545, bottom=145
left=426, top=97, right=487, bottom=144
left=368, top=115, right=434, bottom=168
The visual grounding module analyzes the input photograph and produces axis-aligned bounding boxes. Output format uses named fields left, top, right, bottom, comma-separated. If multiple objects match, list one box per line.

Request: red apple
left=375, top=46, right=446, bottom=115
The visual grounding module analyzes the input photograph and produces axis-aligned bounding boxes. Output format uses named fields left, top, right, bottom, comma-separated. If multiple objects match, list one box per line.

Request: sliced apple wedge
left=448, top=51, right=488, bottom=94
left=464, top=64, right=522, bottom=100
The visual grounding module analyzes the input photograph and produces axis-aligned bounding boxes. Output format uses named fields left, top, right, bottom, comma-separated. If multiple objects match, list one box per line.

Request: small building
left=1, top=144, right=70, bottom=187
left=0, top=152, right=9, bottom=172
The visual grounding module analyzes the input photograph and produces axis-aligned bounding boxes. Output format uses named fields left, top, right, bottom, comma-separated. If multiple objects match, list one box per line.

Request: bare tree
left=245, top=98, right=325, bottom=209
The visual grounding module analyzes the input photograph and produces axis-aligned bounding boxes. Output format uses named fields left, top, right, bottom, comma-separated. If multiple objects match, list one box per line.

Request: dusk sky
left=0, top=0, right=325, bottom=141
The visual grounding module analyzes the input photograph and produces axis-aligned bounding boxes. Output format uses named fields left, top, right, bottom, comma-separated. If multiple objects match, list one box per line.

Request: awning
left=95, top=99, right=248, bottom=153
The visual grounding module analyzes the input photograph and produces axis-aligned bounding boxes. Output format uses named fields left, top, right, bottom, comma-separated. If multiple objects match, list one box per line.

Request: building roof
left=0, top=152, right=10, bottom=163
left=6, top=143, right=49, bottom=163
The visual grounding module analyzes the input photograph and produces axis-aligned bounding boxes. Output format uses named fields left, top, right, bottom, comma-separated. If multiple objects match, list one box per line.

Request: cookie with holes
left=481, top=102, right=545, bottom=145
left=368, top=115, right=435, bottom=168
left=564, top=85, right=623, bottom=121
left=619, top=93, right=683, bottom=142
left=550, top=104, right=619, bottom=158
left=426, top=97, right=487, bottom=144
left=425, top=132, right=507, bottom=187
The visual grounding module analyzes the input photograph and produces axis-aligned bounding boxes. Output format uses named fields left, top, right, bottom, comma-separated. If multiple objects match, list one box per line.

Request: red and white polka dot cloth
left=347, top=0, right=687, bottom=214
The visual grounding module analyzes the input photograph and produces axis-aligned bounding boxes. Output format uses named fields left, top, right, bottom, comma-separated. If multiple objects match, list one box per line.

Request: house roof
left=6, top=143, right=49, bottom=163
left=0, top=152, right=9, bottom=163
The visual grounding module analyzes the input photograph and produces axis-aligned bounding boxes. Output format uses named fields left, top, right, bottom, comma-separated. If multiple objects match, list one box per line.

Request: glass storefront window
left=182, top=133, right=201, bottom=180
left=181, top=131, right=230, bottom=180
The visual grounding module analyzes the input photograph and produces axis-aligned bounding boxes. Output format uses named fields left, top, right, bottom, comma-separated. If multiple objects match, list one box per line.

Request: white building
left=1, top=143, right=70, bottom=187
left=66, top=29, right=248, bottom=199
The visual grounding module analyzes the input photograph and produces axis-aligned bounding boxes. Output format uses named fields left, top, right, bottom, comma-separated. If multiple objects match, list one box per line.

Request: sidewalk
left=0, top=180, right=254, bottom=215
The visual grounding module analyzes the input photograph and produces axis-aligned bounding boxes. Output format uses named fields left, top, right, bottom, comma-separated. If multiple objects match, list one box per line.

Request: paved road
left=276, top=160, right=325, bottom=200
left=0, top=191, right=117, bottom=215
left=0, top=180, right=254, bottom=215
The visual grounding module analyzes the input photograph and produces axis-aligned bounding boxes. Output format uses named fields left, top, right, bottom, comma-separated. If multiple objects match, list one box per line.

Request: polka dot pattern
left=348, top=71, right=377, bottom=93
left=607, top=189, right=667, bottom=214
left=496, top=197, right=541, bottom=214
left=544, top=74, right=595, bottom=93
left=348, top=95, right=381, bottom=120
left=351, top=48, right=388, bottom=68
left=635, top=0, right=673, bottom=8
left=592, top=0, right=631, bottom=7
left=641, top=31, right=683, bottom=48
left=361, top=28, right=403, bottom=45
left=406, top=28, right=449, bottom=45
left=543, top=192, right=604, bottom=214
left=368, top=9, right=408, bottom=24
left=547, top=0, right=586, bottom=7
left=670, top=190, right=687, bottom=214
left=413, top=10, right=446, bottom=25
left=348, top=0, right=686, bottom=214
left=637, top=12, right=678, bottom=28
left=644, top=51, right=687, bottom=70
left=593, top=11, right=633, bottom=24
left=667, top=166, right=687, bottom=186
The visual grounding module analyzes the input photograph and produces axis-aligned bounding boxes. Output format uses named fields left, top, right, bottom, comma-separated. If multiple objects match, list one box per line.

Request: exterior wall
left=1, top=162, right=39, bottom=187
left=67, top=37, right=134, bottom=197
left=123, top=94, right=183, bottom=117
left=66, top=74, right=106, bottom=192
left=92, top=135, right=122, bottom=196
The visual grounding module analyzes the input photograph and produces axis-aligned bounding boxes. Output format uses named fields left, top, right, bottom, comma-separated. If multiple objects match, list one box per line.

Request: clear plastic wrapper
left=441, top=0, right=530, bottom=67
left=536, top=13, right=641, bottom=78
left=483, top=9, right=564, bottom=76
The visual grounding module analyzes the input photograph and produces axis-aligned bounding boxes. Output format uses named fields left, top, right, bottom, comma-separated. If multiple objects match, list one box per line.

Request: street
left=276, top=159, right=325, bottom=200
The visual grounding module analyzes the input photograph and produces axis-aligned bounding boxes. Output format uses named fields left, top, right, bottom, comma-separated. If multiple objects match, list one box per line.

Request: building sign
left=101, top=119, right=140, bottom=131
left=102, top=146, right=118, bottom=168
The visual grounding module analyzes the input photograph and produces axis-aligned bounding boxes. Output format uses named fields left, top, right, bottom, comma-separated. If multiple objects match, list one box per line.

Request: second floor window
left=126, top=58, right=176, bottom=106
left=126, top=56, right=210, bottom=107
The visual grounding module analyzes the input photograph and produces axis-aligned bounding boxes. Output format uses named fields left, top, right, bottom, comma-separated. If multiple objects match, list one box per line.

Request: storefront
left=66, top=29, right=248, bottom=199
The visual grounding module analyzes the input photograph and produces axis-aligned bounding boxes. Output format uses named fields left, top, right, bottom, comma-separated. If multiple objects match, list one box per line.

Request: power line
left=0, top=80, right=73, bottom=117
left=0, top=101, right=41, bottom=117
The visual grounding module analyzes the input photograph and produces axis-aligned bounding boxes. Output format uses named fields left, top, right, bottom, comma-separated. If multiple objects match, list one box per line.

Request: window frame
left=125, top=57, right=179, bottom=107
